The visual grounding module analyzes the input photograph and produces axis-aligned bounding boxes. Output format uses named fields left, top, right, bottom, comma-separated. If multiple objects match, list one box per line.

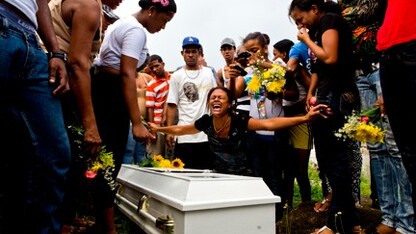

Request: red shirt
left=145, top=72, right=170, bottom=125
left=376, top=0, right=416, bottom=51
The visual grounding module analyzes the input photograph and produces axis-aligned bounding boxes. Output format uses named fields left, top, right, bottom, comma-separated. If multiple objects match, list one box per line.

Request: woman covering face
left=289, top=0, right=362, bottom=234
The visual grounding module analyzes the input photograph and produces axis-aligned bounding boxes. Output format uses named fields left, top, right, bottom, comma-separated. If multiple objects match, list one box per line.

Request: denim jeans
left=372, top=119, right=415, bottom=233
left=0, top=15, right=71, bottom=234
left=357, top=70, right=415, bottom=232
left=122, top=124, right=146, bottom=165
left=380, top=40, right=416, bottom=221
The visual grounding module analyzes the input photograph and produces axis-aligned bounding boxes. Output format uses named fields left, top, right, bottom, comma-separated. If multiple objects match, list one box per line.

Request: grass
left=292, top=161, right=372, bottom=208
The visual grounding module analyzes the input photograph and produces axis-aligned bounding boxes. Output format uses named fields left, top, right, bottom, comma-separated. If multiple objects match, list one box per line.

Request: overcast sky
left=114, top=0, right=299, bottom=71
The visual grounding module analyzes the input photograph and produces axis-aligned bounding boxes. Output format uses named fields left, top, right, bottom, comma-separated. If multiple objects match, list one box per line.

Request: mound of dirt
left=276, top=201, right=382, bottom=234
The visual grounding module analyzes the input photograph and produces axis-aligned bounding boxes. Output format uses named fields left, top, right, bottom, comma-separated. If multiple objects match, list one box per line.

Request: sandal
left=311, top=226, right=335, bottom=234
left=314, top=197, right=331, bottom=213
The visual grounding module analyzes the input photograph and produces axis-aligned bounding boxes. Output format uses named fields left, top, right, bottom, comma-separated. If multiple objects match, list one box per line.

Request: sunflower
left=171, top=158, right=185, bottom=169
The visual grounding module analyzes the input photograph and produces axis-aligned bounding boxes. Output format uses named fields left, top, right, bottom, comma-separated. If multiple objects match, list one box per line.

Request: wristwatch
left=47, top=51, right=68, bottom=63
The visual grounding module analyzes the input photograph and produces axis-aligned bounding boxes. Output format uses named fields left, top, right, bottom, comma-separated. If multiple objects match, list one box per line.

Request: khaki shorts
left=288, top=120, right=313, bottom=150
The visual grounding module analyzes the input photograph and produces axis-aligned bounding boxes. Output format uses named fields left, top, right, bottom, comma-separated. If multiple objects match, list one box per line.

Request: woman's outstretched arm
left=248, top=104, right=331, bottom=131
left=149, top=123, right=200, bottom=136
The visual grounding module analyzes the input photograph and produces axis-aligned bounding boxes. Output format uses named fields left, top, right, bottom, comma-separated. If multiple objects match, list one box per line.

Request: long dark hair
left=139, top=0, right=177, bottom=14
left=242, top=32, right=268, bottom=48
left=288, top=0, right=341, bottom=15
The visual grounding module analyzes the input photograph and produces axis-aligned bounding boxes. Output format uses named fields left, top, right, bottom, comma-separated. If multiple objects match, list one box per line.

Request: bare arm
left=297, top=28, right=339, bottom=64
left=286, top=57, right=300, bottom=72
left=166, top=103, right=178, bottom=126
left=306, top=73, right=319, bottom=110
left=228, top=65, right=246, bottom=99
left=165, top=103, right=178, bottom=147
left=216, top=69, right=225, bottom=87
left=287, top=57, right=311, bottom=94
left=147, top=107, right=155, bottom=124
left=65, top=0, right=102, bottom=155
left=248, top=104, right=330, bottom=131
left=120, top=55, right=153, bottom=141
left=161, top=101, right=168, bottom=126
left=36, top=0, right=68, bottom=95
left=149, top=122, right=200, bottom=135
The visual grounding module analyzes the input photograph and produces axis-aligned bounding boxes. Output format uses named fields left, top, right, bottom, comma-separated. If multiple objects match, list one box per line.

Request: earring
left=148, top=13, right=152, bottom=17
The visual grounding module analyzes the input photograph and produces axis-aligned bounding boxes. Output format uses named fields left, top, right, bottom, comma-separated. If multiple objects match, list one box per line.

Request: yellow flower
left=140, top=155, right=185, bottom=169
left=246, top=75, right=262, bottom=93
left=171, top=158, right=185, bottom=169
left=153, top=154, right=164, bottom=163
left=246, top=56, right=286, bottom=95
left=335, top=109, right=385, bottom=143
left=263, top=70, right=271, bottom=79
left=90, top=161, right=103, bottom=173
left=355, top=123, right=384, bottom=143
left=89, top=147, right=115, bottom=173
left=267, top=80, right=286, bottom=93
left=159, top=159, right=172, bottom=168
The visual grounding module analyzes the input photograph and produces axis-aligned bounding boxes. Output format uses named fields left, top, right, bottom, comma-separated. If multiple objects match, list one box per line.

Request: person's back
left=376, top=0, right=416, bottom=227
left=44, top=0, right=112, bottom=231
left=0, top=0, right=71, bottom=233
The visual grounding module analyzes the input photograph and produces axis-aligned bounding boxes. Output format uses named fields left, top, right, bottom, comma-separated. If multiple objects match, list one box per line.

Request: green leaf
left=360, top=106, right=381, bottom=123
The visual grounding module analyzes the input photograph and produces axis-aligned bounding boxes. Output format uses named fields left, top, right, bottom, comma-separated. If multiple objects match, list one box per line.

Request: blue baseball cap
left=182, top=36, right=201, bottom=48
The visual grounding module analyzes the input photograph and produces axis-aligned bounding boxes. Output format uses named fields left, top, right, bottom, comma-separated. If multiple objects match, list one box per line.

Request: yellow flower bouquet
left=67, top=124, right=117, bottom=191
left=85, top=146, right=117, bottom=190
left=139, top=154, right=185, bottom=169
left=335, top=106, right=385, bottom=143
left=246, top=56, right=286, bottom=95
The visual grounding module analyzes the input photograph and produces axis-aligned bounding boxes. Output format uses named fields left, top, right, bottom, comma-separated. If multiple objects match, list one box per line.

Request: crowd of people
left=0, top=0, right=415, bottom=234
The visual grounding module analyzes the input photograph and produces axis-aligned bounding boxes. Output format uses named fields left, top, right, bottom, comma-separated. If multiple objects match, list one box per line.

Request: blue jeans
left=122, top=124, right=146, bottom=164
left=357, top=70, right=415, bottom=232
left=380, top=40, right=416, bottom=221
left=0, top=15, right=71, bottom=234
left=372, top=119, right=415, bottom=233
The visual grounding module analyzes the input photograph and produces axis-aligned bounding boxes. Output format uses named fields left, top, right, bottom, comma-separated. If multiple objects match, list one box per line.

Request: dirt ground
left=276, top=145, right=382, bottom=234
left=276, top=199, right=382, bottom=234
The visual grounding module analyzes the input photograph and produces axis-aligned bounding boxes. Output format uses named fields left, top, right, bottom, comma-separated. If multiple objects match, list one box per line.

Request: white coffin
left=115, top=165, right=280, bottom=234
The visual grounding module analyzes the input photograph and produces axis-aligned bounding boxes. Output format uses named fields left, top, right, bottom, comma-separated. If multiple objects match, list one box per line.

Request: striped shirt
left=145, top=73, right=170, bottom=125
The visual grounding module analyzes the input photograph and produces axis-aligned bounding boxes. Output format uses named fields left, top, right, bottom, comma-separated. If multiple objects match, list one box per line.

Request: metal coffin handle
left=138, top=195, right=175, bottom=234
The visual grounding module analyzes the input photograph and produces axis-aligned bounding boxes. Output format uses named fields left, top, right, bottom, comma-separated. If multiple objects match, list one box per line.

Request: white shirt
left=167, top=66, right=217, bottom=143
left=94, top=15, right=148, bottom=70
left=6, top=0, right=38, bottom=28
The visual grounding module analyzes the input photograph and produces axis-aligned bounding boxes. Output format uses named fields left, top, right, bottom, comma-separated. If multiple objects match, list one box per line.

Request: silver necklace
left=184, top=66, right=201, bottom=79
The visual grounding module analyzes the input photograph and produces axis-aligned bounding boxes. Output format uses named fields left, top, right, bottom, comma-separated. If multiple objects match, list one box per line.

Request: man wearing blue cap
left=165, top=36, right=218, bottom=169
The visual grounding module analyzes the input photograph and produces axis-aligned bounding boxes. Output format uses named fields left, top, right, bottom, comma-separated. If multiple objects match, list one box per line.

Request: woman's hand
left=148, top=122, right=158, bottom=132
left=374, top=96, right=385, bottom=117
left=306, top=94, right=315, bottom=112
left=305, top=104, right=332, bottom=121
left=229, top=63, right=245, bottom=80
left=166, top=134, right=175, bottom=148
left=297, top=28, right=311, bottom=43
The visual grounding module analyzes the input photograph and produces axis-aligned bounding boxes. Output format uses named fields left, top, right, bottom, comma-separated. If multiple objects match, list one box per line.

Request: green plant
left=292, top=161, right=372, bottom=208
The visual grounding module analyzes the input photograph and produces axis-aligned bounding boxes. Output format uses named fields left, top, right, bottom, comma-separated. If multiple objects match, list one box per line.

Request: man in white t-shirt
left=166, top=36, right=217, bottom=169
